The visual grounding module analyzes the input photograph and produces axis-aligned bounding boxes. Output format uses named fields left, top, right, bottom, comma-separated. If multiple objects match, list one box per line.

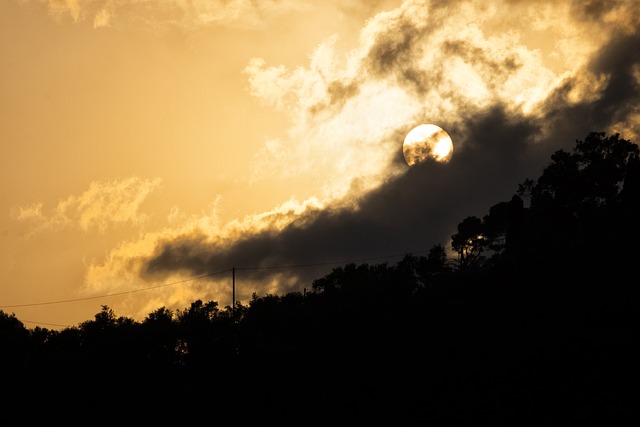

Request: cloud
left=80, top=0, right=640, bottom=318
left=81, top=195, right=326, bottom=317
left=140, top=102, right=542, bottom=279
left=11, top=176, right=162, bottom=235
left=37, top=0, right=314, bottom=29
left=537, top=30, right=640, bottom=146
left=43, top=0, right=82, bottom=22
left=244, top=46, right=419, bottom=199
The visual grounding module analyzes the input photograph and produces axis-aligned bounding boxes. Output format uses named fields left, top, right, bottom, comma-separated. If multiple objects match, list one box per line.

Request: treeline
left=1, top=132, right=637, bottom=423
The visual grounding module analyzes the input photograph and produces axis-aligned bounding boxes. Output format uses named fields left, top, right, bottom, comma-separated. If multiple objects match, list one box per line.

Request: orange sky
left=2, top=0, right=639, bottom=329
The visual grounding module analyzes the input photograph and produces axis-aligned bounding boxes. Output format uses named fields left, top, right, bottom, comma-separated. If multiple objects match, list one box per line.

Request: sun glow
left=403, top=124, right=454, bottom=166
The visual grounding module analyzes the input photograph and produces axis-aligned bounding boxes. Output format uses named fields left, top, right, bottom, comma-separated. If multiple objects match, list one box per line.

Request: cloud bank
left=77, top=0, right=640, bottom=317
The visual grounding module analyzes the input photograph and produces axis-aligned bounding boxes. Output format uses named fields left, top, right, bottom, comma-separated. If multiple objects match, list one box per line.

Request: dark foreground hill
left=1, top=132, right=637, bottom=424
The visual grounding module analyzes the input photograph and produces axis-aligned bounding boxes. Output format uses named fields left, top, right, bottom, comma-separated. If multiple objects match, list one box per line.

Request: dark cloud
left=364, top=14, right=440, bottom=95
left=366, top=20, right=425, bottom=76
left=588, top=31, right=640, bottom=126
left=361, top=3, right=525, bottom=99
left=309, top=79, right=361, bottom=114
left=540, top=29, right=640, bottom=147
left=142, top=0, right=640, bottom=300
left=441, top=39, right=522, bottom=84
left=143, top=103, right=544, bottom=292
left=571, top=0, right=630, bottom=20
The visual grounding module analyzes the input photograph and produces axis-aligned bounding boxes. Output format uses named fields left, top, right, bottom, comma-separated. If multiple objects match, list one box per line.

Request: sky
left=1, top=0, right=639, bottom=330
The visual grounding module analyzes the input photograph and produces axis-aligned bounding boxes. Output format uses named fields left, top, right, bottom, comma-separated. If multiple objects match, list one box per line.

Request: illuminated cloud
left=81, top=195, right=326, bottom=316
left=11, top=176, right=162, bottom=235
left=243, top=33, right=419, bottom=200
left=92, top=4, right=112, bottom=28
left=138, top=0, right=640, bottom=296
left=43, top=0, right=82, bottom=22
left=41, top=0, right=639, bottom=320
left=242, top=0, right=595, bottom=198
left=39, top=0, right=311, bottom=29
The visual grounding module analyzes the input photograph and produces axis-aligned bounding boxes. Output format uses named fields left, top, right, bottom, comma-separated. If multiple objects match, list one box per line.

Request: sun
left=403, top=124, right=454, bottom=166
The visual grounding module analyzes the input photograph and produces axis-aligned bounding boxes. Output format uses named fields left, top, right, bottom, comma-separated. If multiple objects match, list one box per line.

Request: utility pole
left=232, top=267, right=235, bottom=314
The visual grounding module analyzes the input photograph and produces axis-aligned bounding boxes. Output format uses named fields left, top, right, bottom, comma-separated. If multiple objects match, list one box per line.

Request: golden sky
left=2, top=0, right=639, bottom=329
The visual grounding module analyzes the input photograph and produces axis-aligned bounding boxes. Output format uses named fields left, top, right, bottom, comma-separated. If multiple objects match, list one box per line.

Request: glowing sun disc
left=403, top=124, right=453, bottom=166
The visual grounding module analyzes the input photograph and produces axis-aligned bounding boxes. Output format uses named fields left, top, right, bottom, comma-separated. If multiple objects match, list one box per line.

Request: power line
left=0, top=250, right=426, bottom=311
left=0, top=269, right=232, bottom=309
left=19, top=319, right=72, bottom=328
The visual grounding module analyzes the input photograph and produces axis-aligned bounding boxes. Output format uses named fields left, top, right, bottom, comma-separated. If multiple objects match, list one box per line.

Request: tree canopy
left=1, top=131, right=637, bottom=424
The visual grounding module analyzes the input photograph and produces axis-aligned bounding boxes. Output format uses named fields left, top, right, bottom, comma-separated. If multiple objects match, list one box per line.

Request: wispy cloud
left=37, top=0, right=312, bottom=29
left=11, top=176, right=162, bottom=235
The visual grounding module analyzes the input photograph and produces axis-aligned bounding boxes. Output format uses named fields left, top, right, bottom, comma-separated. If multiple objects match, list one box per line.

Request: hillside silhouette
left=1, top=131, right=637, bottom=424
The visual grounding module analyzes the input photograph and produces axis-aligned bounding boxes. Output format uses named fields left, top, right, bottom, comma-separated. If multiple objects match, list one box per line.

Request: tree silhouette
left=620, top=151, right=640, bottom=210
left=141, top=306, right=183, bottom=368
left=1, top=130, right=637, bottom=424
left=451, top=215, right=487, bottom=268
left=505, top=194, right=526, bottom=252
left=0, top=310, right=28, bottom=368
